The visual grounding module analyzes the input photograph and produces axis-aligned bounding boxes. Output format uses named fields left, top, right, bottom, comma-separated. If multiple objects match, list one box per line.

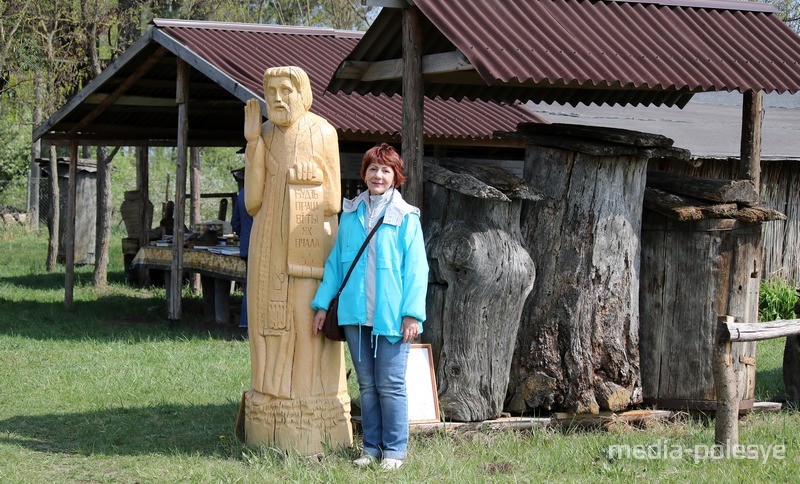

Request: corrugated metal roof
left=34, top=19, right=543, bottom=146
left=158, top=20, right=542, bottom=141
left=329, top=0, right=800, bottom=107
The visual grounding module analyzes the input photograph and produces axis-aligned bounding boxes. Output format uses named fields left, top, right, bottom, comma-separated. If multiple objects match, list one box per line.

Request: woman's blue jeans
left=344, top=325, right=410, bottom=460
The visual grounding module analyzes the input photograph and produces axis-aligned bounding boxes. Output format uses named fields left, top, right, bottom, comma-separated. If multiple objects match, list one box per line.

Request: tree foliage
left=0, top=0, right=375, bottom=206
left=772, top=0, right=800, bottom=33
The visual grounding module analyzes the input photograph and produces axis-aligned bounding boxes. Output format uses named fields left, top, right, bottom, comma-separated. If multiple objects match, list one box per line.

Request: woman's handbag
left=322, top=217, right=384, bottom=341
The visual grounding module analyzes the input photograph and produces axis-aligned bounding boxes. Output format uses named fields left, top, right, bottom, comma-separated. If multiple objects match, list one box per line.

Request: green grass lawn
left=1, top=225, right=798, bottom=482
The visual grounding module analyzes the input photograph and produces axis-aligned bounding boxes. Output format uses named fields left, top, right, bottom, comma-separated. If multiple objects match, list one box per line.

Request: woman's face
left=364, top=163, right=395, bottom=195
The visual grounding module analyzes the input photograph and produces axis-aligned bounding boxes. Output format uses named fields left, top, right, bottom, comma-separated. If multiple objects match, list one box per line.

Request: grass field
left=1, top=224, right=798, bottom=482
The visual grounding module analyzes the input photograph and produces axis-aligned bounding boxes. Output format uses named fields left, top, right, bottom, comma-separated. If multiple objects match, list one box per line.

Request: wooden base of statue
left=244, top=390, right=352, bottom=454
left=422, top=160, right=537, bottom=421
left=507, top=140, right=647, bottom=415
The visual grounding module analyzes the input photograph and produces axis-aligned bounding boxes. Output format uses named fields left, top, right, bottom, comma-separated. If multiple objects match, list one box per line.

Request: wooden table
left=131, top=245, right=246, bottom=325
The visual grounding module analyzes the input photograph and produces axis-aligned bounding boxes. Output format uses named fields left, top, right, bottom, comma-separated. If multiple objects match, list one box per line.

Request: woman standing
left=312, top=144, right=429, bottom=470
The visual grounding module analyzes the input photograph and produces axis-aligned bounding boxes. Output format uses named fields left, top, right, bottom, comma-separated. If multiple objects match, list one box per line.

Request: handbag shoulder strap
left=335, top=216, right=384, bottom=297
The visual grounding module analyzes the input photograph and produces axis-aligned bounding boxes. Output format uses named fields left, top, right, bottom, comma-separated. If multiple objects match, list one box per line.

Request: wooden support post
left=189, top=147, right=201, bottom=294
left=169, top=59, right=189, bottom=322
left=713, top=316, right=739, bottom=448
left=739, top=90, right=763, bottom=195
left=64, top=140, right=79, bottom=309
left=137, top=147, right=151, bottom=286
left=214, top=279, right=232, bottom=325
left=401, top=4, right=424, bottom=209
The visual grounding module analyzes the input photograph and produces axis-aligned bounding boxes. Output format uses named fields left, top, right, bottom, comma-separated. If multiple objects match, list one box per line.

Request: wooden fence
left=713, top=315, right=800, bottom=448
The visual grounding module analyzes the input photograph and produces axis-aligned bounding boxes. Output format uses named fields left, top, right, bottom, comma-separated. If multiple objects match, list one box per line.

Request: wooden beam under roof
left=67, top=47, right=168, bottom=136
left=335, top=50, right=474, bottom=82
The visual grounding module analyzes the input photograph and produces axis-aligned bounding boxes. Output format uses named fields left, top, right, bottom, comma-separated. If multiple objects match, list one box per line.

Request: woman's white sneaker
left=352, top=453, right=376, bottom=467
left=380, top=458, right=404, bottom=470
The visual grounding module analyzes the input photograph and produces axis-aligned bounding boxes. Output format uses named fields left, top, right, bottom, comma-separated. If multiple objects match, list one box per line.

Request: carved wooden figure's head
left=263, top=66, right=313, bottom=127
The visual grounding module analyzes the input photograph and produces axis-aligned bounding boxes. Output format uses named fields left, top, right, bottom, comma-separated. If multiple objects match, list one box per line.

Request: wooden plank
left=169, top=58, right=189, bottom=322
left=497, top=131, right=639, bottom=156
left=402, top=5, right=424, bottom=208
left=722, top=319, right=800, bottom=342
left=67, top=47, right=168, bottom=136
left=338, top=51, right=474, bottom=82
left=518, top=122, right=675, bottom=148
left=751, top=401, right=782, bottom=413
left=732, top=206, right=786, bottom=223
left=646, top=170, right=759, bottom=205
left=553, top=410, right=674, bottom=429
left=740, top=90, right=762, bottom=193
left=644, top=187, right=738, bottom=221
left=410, top=417, right=553, bottom=435
left=64, top=140, right=79, bottom=309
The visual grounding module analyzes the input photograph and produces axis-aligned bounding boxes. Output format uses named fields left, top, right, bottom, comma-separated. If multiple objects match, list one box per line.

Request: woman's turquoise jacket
left=311, top=189, right=429, bottom=343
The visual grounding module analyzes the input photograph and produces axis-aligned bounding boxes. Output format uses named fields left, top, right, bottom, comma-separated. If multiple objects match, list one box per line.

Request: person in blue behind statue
left=311, top=143, right=429, bottom=471
left=231, top=168, right=253, bottom=330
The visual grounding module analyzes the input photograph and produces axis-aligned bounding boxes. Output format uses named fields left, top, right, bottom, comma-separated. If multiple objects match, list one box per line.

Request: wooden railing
left=713, top=315, right=800, bottom=448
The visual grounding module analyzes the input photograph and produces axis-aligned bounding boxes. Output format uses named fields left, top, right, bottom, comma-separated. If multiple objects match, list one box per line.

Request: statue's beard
left=268, top=101, right=304, bottom=127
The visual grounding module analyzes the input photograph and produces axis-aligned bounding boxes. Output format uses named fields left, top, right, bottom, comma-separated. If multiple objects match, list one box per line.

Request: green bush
left=759, top=278, right=798, bottom=322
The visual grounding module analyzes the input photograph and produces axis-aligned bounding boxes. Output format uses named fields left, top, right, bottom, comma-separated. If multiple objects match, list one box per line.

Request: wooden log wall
left=422, top=160, right=537, bottom=421
left=651, top=157, right=800, bottom=282
left=507, top=144, right=647, bottom=414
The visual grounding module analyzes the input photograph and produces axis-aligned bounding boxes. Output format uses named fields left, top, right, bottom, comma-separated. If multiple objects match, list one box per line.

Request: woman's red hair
left=360, top=143, right=406, bottom=188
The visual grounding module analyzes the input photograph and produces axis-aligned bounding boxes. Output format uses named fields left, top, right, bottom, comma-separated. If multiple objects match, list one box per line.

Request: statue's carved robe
left=244, top=111, right=351, bottom=453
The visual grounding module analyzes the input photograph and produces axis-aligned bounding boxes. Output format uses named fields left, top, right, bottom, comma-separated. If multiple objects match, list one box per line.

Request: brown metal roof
left=329, top=0, right=800, bottom=108
left=34, top=19, right=543, bottom=146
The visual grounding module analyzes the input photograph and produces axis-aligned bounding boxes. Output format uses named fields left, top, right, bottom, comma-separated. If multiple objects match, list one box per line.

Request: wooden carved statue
left=242, top=66, right=351, bottom=453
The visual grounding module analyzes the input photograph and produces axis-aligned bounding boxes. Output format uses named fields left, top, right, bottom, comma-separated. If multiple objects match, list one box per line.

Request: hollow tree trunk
left=423, top=161, right=536, bottom=421
left=507, top=145, right=646, bottom=414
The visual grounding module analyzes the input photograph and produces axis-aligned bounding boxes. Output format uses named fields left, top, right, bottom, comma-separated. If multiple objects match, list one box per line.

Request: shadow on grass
left=0, top=270, right=130, bottom=291
left=0, top=402, right=244, bottom=458
left=755, top=366, right=786, bottom=401
left=0, top=293, right=246, bottom=342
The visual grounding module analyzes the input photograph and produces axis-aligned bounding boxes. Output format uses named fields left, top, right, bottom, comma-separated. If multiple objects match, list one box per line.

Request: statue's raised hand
left=244, top=99, right=263, bottom=143
left=289, top=161, right=323, bottom=185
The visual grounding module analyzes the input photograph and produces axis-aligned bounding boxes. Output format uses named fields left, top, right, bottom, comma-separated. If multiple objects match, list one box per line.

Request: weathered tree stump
left=507, top=142, right=646, bottom=414
left=423, top=159, right=538, bottom=421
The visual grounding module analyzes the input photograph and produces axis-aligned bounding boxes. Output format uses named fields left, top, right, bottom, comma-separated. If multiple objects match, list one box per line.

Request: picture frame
left=406, top=343, right=440, bottom=423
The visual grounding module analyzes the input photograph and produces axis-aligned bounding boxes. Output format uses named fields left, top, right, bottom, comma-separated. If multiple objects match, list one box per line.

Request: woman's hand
left=244, top=99, right=263, bottom=143
left=313, top=309, right=327, bottom=336
left=402, top=317, right=419, bottom=343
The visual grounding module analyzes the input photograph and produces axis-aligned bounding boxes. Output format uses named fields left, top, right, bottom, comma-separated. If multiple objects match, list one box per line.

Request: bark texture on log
left=423, top=160, right=536, bottom=421
left=508, top=145, right=645, bottom=414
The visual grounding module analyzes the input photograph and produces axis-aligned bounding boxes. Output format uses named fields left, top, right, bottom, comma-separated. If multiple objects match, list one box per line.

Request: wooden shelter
left=335, top=0, right=800, bottom=416
left=32, top=19, right=542, bottom=318
left=36, top=157, right=97, bottom=265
